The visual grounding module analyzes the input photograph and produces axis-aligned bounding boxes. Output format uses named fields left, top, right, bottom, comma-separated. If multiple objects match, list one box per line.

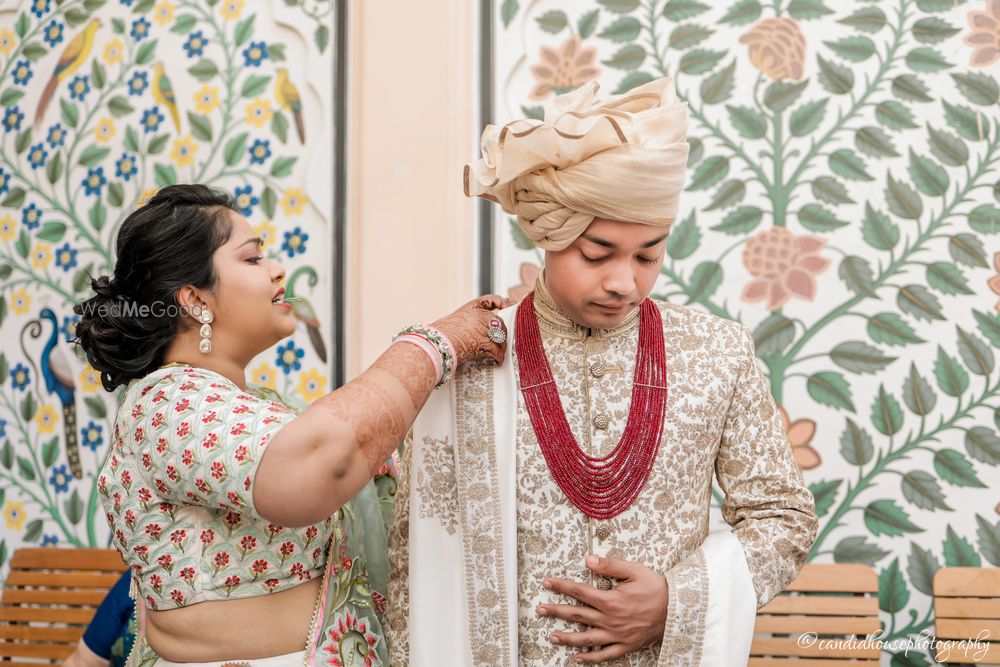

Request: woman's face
left=200, top=210, right=294, bottom=359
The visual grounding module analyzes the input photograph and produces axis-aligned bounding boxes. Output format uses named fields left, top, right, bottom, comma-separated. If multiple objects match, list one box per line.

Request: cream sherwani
left=386, top=281, right=818, bottom=666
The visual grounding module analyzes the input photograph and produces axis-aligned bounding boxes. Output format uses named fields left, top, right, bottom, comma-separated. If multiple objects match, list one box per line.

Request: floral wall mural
left=0, top=0, right=335, bottom=574
left=493, top=0, right=999, bottom=662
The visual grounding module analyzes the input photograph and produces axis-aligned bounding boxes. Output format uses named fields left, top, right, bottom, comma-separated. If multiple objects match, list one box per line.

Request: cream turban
left=464, top=77, right=689, bottom=251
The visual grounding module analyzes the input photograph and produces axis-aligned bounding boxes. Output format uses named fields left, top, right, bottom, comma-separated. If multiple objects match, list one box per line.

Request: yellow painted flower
left=3, top=500, right=26, bottom=531
left=79, top=365, right=101, bottom=393
left=170, top=135, right=198, bottom=168
left=31, top=242, right=52, bottom=270
left=280, top=188, right=307, bottom=217
left=35, top=404, right=58, bottom=435
left=0, top=215, right=16, bottom=242
left=0, top=29, right=17, bottom=57
left=193, top=85, right=220, bottom=114
left=153, top=0, right=176, bottom=26
left=254, top=220, right=277, bottom=250
left=297, top=369, right=327, bottom=403
left=251, top=362, right=277, bottom=390
left=137, top=188, right=158, bottom=208
left=11, top=288, right=30, bottom=315
left=245, top=98, right=272, bottom=128
left=220, top=0, right=244, bottom=21
left=94, top=117, right=116, bottom=144
left=103, top=38, right=125, bottom=65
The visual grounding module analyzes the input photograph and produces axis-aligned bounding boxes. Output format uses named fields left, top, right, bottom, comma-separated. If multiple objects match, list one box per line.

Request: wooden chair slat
left=0, top=625, right=82, bottom=643
left=934, top=640, right=1000, bottom=664
left=935, top=597, right=1000, bottom=619
left=4, top=572, right=123, bottom=589
left=9, top=549, right=126, bottom=572
left=753, top=615, right=881, bottom=635
left=0, top=589, right=107, bottom=606
left=934, top=567, right=1000, bottom=598
left=781, top=564, right=879, bottom=593
left=750, top=636, right=881, bottom=659
left=758, top=595, right=879, bottom=617
left=748, top=659, right=880, bottom=667
left=0, top=607, right=95, bottom=624
left=935, top=617, right=1000, bottom=640
left=0, top=642, right=76, bottom=659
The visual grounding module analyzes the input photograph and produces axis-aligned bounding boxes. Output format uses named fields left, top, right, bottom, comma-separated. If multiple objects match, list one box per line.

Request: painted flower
left=61, top=315, right=79, bottom=342
left=115, top=152, right=138, bottom=181
left=3, top=500, right=26, bottom=531
left=55, top=242, right=78, bottom=271
left=103, top=38, right=125, bottom=65
left=12, top=60, right=32, bottom=86
left=778, top=405, right=820, bottom=470
left=0, top=419, right=6, bottom=438
left=245, top=98, right=272, bottom=128
left=31, top=242, right=52, bottom=270
left=36, top=404, right=58, bottom=434
left=47, top=123, right=66, bottom=148
left=248, top=138, right=271, bottom=165
left=128, top=71, right=149, bottom=96
left=740, top=17, right=807, bottom=81
left=242, top=41, right=269, bottom=67
left=0, top=215, right=16, bottom=242
left=9, top=362, right=30, bottom=389
left=989, top=252, right=1000, bottom=310
left=280, top=188, right=307, bottom=217
left=281, top=226, right=309, bottom=258
left=220, top=0, right=244, bottom=20
left=508, top=262, right=541, bottom=301
left=741, top=227, right=830, bottom=310
left=22, top=203, right=42, bottom=230
left=82, top=421, right=104, bottom=452
left=0, top=28, right=17, bottom=56
left=194, top=85, right=219, bottom=114
left=254, top=219, right=276, bottom=250
left=81, top=167, right=107, bottom=196
left=234, top=185, right=258, bottom=216
left=69, top=75, right=90, bottom=101
left=275, top=341, right=304, bottom=375
left=0, top=167, right=9, bottom=194
left=322, top=611, right=380, bottom=667
left=10, top=290, right=30, bottom=317
left=141, top=106, right=164, bottom=133
left=43, top=20, right=64, bottom=47
left=250, top=362, right=277, bottom=390
left=27, top=142, right=48, bottom=170
left=963, top=0, right=1000, bottom=67
left=153, top=1, right=176, bottom=26
left=297, top=369, right=327, bottom=403
left=30, top=0, right=50, bottom=18
left=529, top=35, right=600, bottom=101
left=131, top=17, right=151, bottom=42
left=137, top=187, right=158, bottom=207
left=3, top=105, right=24, bottom=133
left=94, top=117, right=116, bottom=143
left=49, top=463, right=71, bottom=493
left=170, top=136, right=198, bottom=168
left=184, top=30, right=207, bottom=58
left=79, top=365, right=101, bottom=393
left=41, top=534, right=58, bottom=546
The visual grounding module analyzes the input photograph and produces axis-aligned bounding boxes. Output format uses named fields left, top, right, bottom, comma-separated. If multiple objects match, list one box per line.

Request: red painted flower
left=741, top=227, right=830, bottom=310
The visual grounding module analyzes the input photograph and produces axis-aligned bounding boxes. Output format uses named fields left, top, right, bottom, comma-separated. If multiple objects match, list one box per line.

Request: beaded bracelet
left=392, top=325, right=456, bottom=388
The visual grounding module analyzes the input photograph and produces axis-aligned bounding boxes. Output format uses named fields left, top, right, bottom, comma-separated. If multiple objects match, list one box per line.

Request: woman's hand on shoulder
left=431, top=294, right=515, bottom=366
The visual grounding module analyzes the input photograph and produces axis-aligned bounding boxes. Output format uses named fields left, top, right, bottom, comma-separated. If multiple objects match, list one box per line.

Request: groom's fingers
left=536, top=602, right=602, bottom=627
left=543, top=577, right=609, bottom=609
left=548, top=627, right=615, bottom=649
left=572, top=642, right=630, bottom=664
left=585, top=554, right=642, bottom=580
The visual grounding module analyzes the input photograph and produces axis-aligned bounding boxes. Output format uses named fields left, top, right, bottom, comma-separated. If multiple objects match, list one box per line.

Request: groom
left=386, top=77, right=818, bottom=666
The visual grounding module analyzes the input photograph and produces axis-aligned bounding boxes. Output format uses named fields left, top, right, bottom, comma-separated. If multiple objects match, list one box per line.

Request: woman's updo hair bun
left=73, top=184, right=237, bottom=391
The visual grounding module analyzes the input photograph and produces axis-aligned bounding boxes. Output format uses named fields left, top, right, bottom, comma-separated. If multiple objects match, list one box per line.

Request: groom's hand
left=537, top=555, right=668, bottom=664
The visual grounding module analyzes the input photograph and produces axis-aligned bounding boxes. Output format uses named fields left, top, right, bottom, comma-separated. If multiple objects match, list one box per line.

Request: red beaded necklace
left=515, top=293, right=668, bottom=520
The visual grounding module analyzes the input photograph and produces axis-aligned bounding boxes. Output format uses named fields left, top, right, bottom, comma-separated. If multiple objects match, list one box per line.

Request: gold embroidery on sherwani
left=386, top=435, right=412, bottom=666
left=415, top=435, right=458, bottom=535
left=660, top=548, right=708, bottom=666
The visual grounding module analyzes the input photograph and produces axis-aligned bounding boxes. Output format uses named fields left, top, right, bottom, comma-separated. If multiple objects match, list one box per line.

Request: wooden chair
left=0, top=548, right=127, bottom=665
left=749, top=563, right=882, bottom=666
left=933, top=567, right=1000, bottom=664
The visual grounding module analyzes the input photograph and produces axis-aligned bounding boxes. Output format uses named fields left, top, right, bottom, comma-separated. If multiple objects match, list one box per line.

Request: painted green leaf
left=807, top=371, right=855, bottom=411
left=662, top=0, right=712, bottom=20
left=687, top=137, right=704, bottom=166
left=14, top=13, right=28, bottom=38
left=224, top=132, right=249, bottom=166
left=78, top=145, right=110, bottom=167
left=956, top=327, right=994, bottom=376
left=928, top=124, right=969, bottom=167
left=976, top=514, right=1000, bottom=566
left=0, top=88, right=24, bottom=107
left=832, top=341, right=895, bottom=375
left=916, top=0, right=953, bottom=11
left=598, top=0, right=639, bottom=12
left=700, top=61, right=736, bottom=105
left=950, top=233, right=988, bottom=268
left=906, top=47, right=952, bottom=72
left=969, top=204, right=1000, bottom=234
left=270, top=156, right=297, bottom=177
left=839, top=256, right=877, bottom=298
left=15, top=130, right=31, bottom=155
left=753, top=314, right=794, bottom=356
left=787, top=0, right=832, bottom=19
left=838, top=6, right=886, bottom=33
left=14, top=231, right=29, bottom=259
left=789, top=99, right=827, bottom=136
left=666, top=211, right=699, bottom=259
left=46, top=151, right=62, bottom=184
left=898, top=285, right=943, bottom=322
left=934, top=449, right=986, bottom=488
left=912, top=16, right=959, bottom=43
left=966, top=426, right=1000, bottom=465
left=23, top=519, right=42, bottom=542
left=188, top=59, right=219, bottom=81
left=855, top=126, right=898, bottom=157
left=726, top=105, right=766, bottom=139
left=704, top=179, right=744, bottom=210
left=809, top=480, right=841, bottom=518
left=812, top=176, right=853, bottom=205
left=241, top=75, right=271, bottom=99
left=16, top=456, right=35, bottom=481
left=817, top=55, right=853, bottom=95
left=902, top=470, right=951, bottom=511
left=874, top=100, right=918, bottom=131
left=520, top=105, right=543, bottom=121
left=84, top=396, right=107, bottom=420
left=974, top=310, right=1000, bottom=347
left=314, top=25, right=330, bottom=53
left=171, top=13, right=197, bottom=33
left=907, top=542, right=940, bottom=595
left=879, top=558, right=910, bottom=613
left=112, top=17, right=125, bottom=33
left=148, top=134, right=169, bottom=154
left=65, top=489, right=84, bottom=525
left=908, top=149, right=948, bottom=197
left=136, top=39, right=156, bottom=66
left=73, top=266, right=92, bottom=293
left=22, top=43, right=47, bottom=62
left=829, top=149, right=872, bottom=181
left=885, top=172, right=923, bottom=220
left=892, top=74, right=932, bottom=102
left=710, top=205, right=761, bottom=234
left=871, top=385, right=903, bottom=435
left=234, top=15, right=256, bottom=46
left=578, top=10, right=599, bottom=38
left=824, top=36, right=875, bottom=62
left=88, top=202, right=106, bottom=231
left=934, top=345, right=969, bottom=397
left=108, top=181, right=124, bottom=208
left=60, top=99, right=79, bottom=129
left=798, top=204, right=847, bottom=232
left=926, top=262, right=971, bottom=296
left=187, top=112, right=212, bottom=142
left=943, top=100, right=990, bottom=141
left=2, top=188, right=25, bottom=208
left=834, top=536, right=889, bottom=565
left=42, top=436, right=59, bottom=468
left=261, top=187, right=277, bottom=219
left=501, top=0, right=519, bottom=28
left=764, top=80, right=809, bottom=112
left=669, top=24, right=711, bottom=50
left=612, top=71, right=654, bottom=94
left=688, top=155, right=729, bottom=190
left=862, top=203, right=898, bottom=250
left=154, top=163, right=177, bottom=188
left=599, top=16, right=640, bottom=42
left=840, top=418, right=874, bottom=466
left=272, top=111, right=290, bottom=144
left=685, top=261, right=723, bottom=305
left=943, top=526, right=981, bottom=566
left=20, top=392, right=35, bottom=422
left=679, top=49, right=726, bottom=74
left=951, top=71, right=1000, bottom=106
left=718, top=0, right=761, bottom=25
left=37, top=222, right=66, bottom=243
left=902, top=363, right=937, bottom=416
left=124, top=126, right=140, bottom=153
left=0, top=440, right=10, bottom=470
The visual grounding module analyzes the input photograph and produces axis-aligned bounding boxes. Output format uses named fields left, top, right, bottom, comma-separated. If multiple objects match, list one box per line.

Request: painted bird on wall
left=275, top=67, right=305, bottom=144
left=34, top=19, right=101, bottom=128
left=38, top=308, right=82, bottom=479
left=152, top=62, right=181, bottom=133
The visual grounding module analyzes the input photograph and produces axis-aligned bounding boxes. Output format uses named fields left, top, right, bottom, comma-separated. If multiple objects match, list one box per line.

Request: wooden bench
left=933, top=567, right=1000, bottom=664
left=0, top=548, right=127, bottom=665
left=749, top=563, right=882, bottom=666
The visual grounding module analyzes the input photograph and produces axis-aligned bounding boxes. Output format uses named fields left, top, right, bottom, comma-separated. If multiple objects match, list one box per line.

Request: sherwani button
left=592, top=414, right=609, bottom=430
left=590, top=361, right=606, bottom=378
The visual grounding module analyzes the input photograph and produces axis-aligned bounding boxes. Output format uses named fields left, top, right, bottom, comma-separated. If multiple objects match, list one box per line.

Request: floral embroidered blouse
left=99, top=365, right=334, bottom=610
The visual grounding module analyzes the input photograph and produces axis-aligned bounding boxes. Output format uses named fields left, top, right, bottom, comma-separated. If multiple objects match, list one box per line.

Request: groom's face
left=544, top=218, right=667, bottom=330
